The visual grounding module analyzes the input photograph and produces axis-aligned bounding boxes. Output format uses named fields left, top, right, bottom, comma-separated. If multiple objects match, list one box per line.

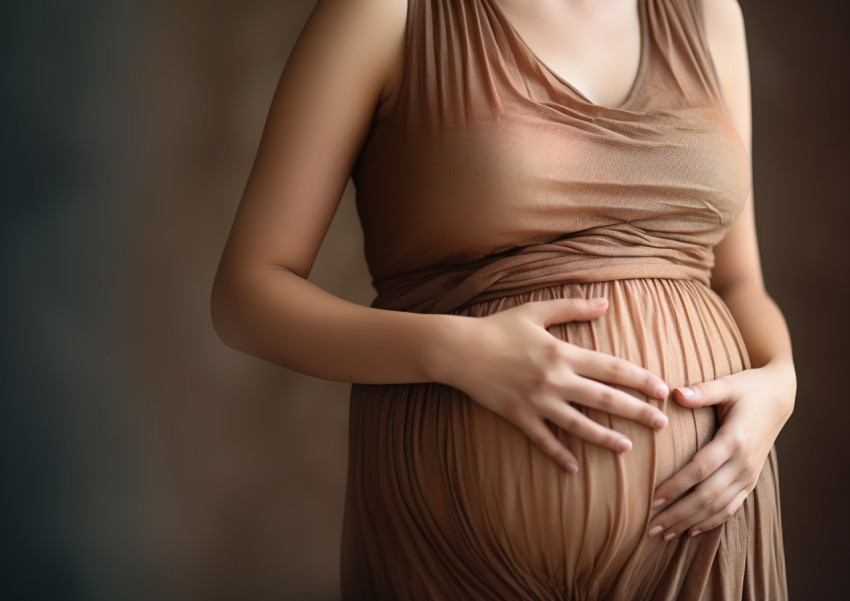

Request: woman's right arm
left=210, top=0, right=669, bottom=472
left=211, top=0, right=451, bottom=384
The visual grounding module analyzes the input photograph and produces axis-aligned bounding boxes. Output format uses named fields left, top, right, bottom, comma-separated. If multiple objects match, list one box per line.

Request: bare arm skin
left=647, top=0, right=796, bottom=539
left=210, top=0, right=670, bottom=473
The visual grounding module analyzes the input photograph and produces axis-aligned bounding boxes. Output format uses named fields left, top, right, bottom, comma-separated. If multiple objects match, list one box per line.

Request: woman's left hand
left=646, top=361, right=795, bottom=540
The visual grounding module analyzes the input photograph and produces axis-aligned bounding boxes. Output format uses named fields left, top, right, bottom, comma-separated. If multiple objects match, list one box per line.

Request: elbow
left=782, top=360, right=797, bottom=418
left=710, top=276, right=765, bottom=301
left=209, top=270, right=247, bottom=352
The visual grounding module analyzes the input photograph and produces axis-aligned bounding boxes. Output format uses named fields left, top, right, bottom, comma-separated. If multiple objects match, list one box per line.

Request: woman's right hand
left=436, top=297, right=670, bottom=473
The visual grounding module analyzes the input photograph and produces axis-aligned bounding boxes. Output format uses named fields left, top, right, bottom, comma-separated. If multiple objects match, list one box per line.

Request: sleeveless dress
left=341, top=1, right=787, bottom=599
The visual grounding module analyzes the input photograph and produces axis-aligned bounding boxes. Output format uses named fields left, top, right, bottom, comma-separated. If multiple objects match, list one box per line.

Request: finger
left=562, top=376, right=667, bottom=430
left=522, top=297, right=609, bottom=328
left=656, top=469, right=740, bottom=540
left=569, top=347, right=670, bottom=402
left=651, top=432, right=736, bottom=509
left=673, top=377, right=732, bottom=409
left=521, top=417, right=580, bottom=473
left=687, top=489, right=750, bottom=537
left=542, top=399, right=633, bottom=454
left=648, top=463, right=740, bottom=540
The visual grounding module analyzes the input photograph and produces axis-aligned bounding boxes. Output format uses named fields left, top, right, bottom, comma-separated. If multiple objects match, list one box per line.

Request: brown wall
left=4, top=1, right=848, bottom=600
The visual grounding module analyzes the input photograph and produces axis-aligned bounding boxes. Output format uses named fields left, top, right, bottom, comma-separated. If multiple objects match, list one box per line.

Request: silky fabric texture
left=342, top=0, right=787, bottom=599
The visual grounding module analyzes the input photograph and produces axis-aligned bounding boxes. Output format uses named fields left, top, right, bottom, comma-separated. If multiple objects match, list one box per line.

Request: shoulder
left=696, top=0, right=750, bottom=142
left=314, top=0, right=409, bottom=115
left=306, top=0, right=407, bottom=53
left=698, top=0, right=747, bottom=71
left=290, top=0, right=408, bottom=121
left=291, top=0, right=408, bottom=76
left=700, top=0, right=745, bottom=39
left=311, top=0, right=407, bottom=22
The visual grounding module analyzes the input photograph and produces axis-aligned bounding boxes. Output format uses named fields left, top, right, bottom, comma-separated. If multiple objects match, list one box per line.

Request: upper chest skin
left=490, top=0, right=644, bottom=109
left=374, top=0, right=646, bottom=122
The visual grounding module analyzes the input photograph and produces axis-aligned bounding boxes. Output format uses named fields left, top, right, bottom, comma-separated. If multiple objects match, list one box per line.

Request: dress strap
left=667, top=0, right=727, bottom=102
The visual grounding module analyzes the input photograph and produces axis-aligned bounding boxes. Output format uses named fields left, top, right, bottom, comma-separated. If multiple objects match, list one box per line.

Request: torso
left=343, top=4, right=787, bottom=596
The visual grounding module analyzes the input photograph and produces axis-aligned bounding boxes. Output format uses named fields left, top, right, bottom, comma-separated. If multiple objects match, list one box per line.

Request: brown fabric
left=342, top=0, right=787, bottom=599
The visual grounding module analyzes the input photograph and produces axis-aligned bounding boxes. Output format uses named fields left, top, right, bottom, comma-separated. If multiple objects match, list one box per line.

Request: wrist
left=420, top=313, right=476, bottom=386
left=759, top=358, right=797, bottom=416
left=761, top=358, right=797, bottom=388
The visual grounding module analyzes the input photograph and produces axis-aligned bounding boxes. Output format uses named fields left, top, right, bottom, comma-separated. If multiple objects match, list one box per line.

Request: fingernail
left=663, top=532, right=676, bottom=542
left=690, top=530, right=701, bottom=537
left=592, top=298, right=607, bottom=307
left=678, top=387, right=695, bottom=399
left=651, top=414, right=668, bottom=429
left=565, top=462, right=579, bottom=474
left=655, top=384, right=669, bottom=399
left=651, top=497, right=666, bottom=509
left=648, top=525, right=663, bottom=537
left=618, top=438, right=632, bottom=453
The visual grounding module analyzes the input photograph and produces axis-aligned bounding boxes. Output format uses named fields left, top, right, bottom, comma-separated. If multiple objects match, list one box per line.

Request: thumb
left=673, top=379, right=731, bottom=408
left=524, top=297, right=608, bottom=328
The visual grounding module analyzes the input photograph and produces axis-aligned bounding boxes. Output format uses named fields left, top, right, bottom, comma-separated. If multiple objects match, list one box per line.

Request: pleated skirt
left=341, top=278, right=787, bottom=601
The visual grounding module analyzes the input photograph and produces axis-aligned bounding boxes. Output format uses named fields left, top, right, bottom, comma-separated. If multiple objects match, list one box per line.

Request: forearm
left=211, top=265, right=459, bottom=384
left=717, top=281, right=796, bottom=382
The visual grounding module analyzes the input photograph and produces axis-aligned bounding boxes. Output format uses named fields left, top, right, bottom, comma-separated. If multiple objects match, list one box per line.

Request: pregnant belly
left=346, top=278, right=749, bottom=599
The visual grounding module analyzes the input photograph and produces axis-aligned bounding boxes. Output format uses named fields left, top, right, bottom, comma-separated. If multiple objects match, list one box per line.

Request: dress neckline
left=484, top=0, right=650, bottom=112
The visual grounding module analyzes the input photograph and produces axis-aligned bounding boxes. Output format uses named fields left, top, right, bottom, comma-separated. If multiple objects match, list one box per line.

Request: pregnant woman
left=211, top=0, right=796, bottom=599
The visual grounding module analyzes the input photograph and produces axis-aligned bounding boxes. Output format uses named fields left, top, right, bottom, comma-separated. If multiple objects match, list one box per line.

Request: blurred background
left=2, top=1, right=847, bottom=600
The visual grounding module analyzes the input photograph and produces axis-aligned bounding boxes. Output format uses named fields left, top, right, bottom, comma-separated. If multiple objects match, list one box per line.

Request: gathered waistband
left=371, top=229, right=714, bottom=314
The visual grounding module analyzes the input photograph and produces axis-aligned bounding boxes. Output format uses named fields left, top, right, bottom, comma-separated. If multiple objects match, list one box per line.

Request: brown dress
left=341, top=0, right=787, bottom=599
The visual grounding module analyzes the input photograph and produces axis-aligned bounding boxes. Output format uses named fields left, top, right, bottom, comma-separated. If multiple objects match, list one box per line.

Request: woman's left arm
left=647, top=0, right=796, bottom=540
